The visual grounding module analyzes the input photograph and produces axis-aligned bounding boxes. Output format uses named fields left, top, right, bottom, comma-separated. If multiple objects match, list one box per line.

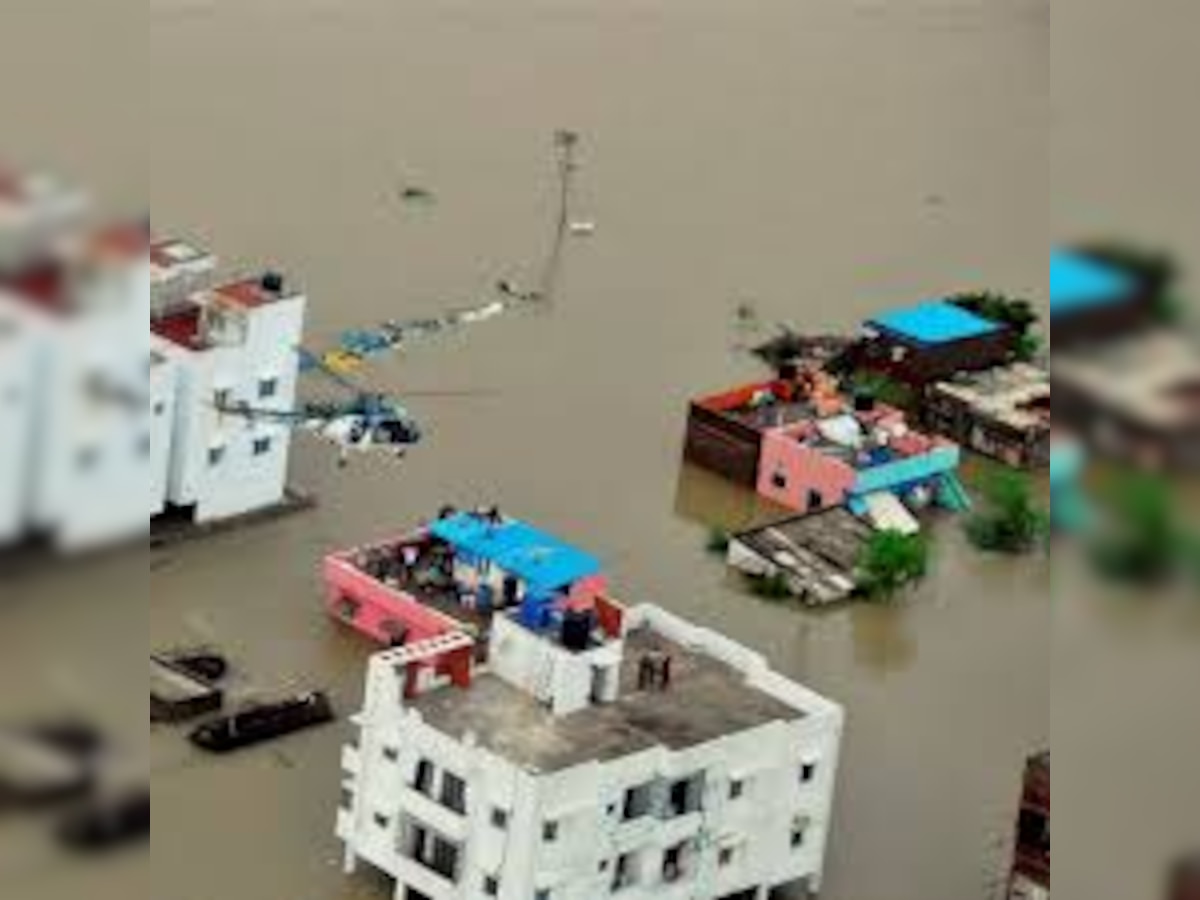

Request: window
left=718, top=846, right=736, bottom=868
left=791, top=816, right=811, bottom=848
left=662, top=842, right=687, bottom=883
left=440, top=772, right=466, bottom=815
left=208, top=445, right=226, bottom=467
left=258, top=377, right=278, bottom=399
left=381, top=746, right=399, bottom=763
left=612, top=852, right=637, bottom=891
left=406, top=822, right=461, bottom=883
left=213, top=388, right=231, bottom=408
left=490, top=807, right=508, bottom=829
left=668, top=776, right=703, bottom=817
left=535, top=890, right=551, bottom=900
left=729, top=778, right=744, bottom=800
left=252, top=436, right=272, bottom=456
left=413, top=759, right=435, bottom=795
left=771, top=470, right=788, bottom=490
left=153, top=401, right=166, bottom=416
left=483, top=875, right=499, bottom=896
left=542, top=820, right=559, bottom=842
left=806, top=489, right=823, bottom=512
left=373, top=812, right=391, bottom=830
left=339, top=788, right=354, bottom=811
left=800, top=762, right=818, bottom=784
left=622, top=783, right=653, bottom=822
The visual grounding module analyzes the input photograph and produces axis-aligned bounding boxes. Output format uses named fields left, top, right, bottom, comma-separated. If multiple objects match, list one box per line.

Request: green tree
left=1090, top=474, right=1184, bottom=585
left=857, top=530, right=930, bottom=601
left=966, top=467, right=1048, bottom=554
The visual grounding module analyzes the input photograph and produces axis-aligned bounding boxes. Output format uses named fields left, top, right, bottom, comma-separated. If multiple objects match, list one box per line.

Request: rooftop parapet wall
left=0, top=170, right=90, bottom=273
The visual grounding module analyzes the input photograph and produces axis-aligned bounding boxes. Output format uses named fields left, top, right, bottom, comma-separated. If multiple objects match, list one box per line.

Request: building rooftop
left=1052, top=330, right=1200, bottom=430
left=732, top=508, right=873, bottom=605
left=214, top=275, right=295, bottom=309
left=1050, top=250, right=1136, bottom=317
left=429, top=512, right=602, bottom=596
left=934, top=362, right=1050, bottom=434
left=151, top=303, right=204, bottom=350
left=409, top=626, right=801, bottom=773
left=868, top=300, right=1002, bottom=346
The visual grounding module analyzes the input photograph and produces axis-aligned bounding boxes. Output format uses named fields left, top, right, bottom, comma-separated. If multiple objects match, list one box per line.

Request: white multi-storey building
left=0, top=166, right=307, bottom=552
left=337, top=602, right=844, bottom=900
left=151, top=266, right=305, bottom=524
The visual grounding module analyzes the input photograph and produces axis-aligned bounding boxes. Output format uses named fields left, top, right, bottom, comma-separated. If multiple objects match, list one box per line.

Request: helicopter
left=216, top=285, right=540, bottom=467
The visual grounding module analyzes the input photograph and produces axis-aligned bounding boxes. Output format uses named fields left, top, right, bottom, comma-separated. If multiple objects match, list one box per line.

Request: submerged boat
left=57, top=788, right=150, bottom=853
left=188, top=691, right=335, bottom=754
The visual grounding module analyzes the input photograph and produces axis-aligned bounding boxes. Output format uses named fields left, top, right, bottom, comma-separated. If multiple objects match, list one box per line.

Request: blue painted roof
left=869, top=300, right=1002, bottom=346
left=1050, top=250, right=1135, bottom=317
left=429, top=513, right=601, bottom=593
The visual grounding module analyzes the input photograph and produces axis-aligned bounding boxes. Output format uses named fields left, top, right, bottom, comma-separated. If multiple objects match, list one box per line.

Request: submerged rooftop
left=1052, top=330, right=1200, bottom=430
left=935, top=362, right=1050, bottom=433
left=409, top=626, right=801, bottom=773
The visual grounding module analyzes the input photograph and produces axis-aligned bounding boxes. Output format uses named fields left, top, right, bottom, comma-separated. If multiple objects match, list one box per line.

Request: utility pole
left=538, top=129, right=582, bottom=301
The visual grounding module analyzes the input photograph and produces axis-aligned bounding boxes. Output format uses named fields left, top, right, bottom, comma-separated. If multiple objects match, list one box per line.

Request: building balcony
left=398, top=783, right=470, bottom=844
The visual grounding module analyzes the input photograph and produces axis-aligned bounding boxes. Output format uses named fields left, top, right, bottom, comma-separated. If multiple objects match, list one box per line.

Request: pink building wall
left=323, top=547, right=461, bottom=646
left=756, top=430, right=856, bottom=512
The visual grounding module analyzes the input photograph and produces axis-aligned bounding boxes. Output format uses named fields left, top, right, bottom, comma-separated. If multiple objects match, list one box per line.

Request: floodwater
left=0, top=1, right=1197, bottom=899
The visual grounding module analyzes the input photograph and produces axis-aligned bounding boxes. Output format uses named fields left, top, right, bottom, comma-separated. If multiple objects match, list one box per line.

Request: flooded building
left=1008, top=752, right=1050, bottom=900
left=336, top=568, right=845, bottom=900
left=1050, top=247, right=1200, bottom=471
left=151, top=260, right=306, bottom=525
left=323, top=508, right=609, bottom=652
left=1050, top=249, right=1149, bottom=349
left=0, top=166, right=308, bottom=551
left=845, top=299, right=1015, bottom=385
left=1052, top=328, right=1200, bottom=471
left=726, top=507, right=874, bottom=605
left=926, top=363, right=1051, bottom=469
left=685, top=373, right=967, bottom=530
left=0, top=169, right=155, bottom=550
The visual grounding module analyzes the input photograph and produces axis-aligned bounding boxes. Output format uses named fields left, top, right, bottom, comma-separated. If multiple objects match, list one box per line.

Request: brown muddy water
left=0, top=2, right=1197, bottom=899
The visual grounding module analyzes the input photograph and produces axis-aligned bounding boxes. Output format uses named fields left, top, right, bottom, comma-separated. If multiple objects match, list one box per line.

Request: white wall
left=0, top=295, right=43, bottom=543
left=25, top=254, right=156, bottom=550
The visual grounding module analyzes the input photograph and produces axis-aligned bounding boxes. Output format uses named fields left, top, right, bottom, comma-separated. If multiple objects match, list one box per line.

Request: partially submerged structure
left=927, top=363, right=1051, bottom=469
left=1050, top=247, right=1200, bottom=470
left=685, top=372, right=967, bottom=531
left=336, top=589, right=844, bottom=900
left=1050, top=249, right=1147, bottom=348
left=845, top=299, right=1015, bottom=385
left=1052, top=328, right=1200, bottom=471
left=1007, top=752, right=1050, bottom=900
left=151, top=241, right=308, bottom=527
left=323, top=508, right=610, bottom=653
left=727, top=508, right=874, bottom=605
left=0, top=166, right=310, bottom=553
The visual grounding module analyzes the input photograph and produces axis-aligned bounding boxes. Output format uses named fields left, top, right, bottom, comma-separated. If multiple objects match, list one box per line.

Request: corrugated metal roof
left=429, top=513, right=601, bottom=593
left=1050, top=250, right=1135, bottom=317
left=869, top=300, right=1002, bottom=345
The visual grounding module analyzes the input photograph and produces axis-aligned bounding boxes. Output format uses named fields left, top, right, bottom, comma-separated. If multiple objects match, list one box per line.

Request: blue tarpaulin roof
left=1050, top=250, right=1135, bottom=318
left=869, top=300, right=1002, bottom=346
left=429, top=513, right=601, bottom=593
